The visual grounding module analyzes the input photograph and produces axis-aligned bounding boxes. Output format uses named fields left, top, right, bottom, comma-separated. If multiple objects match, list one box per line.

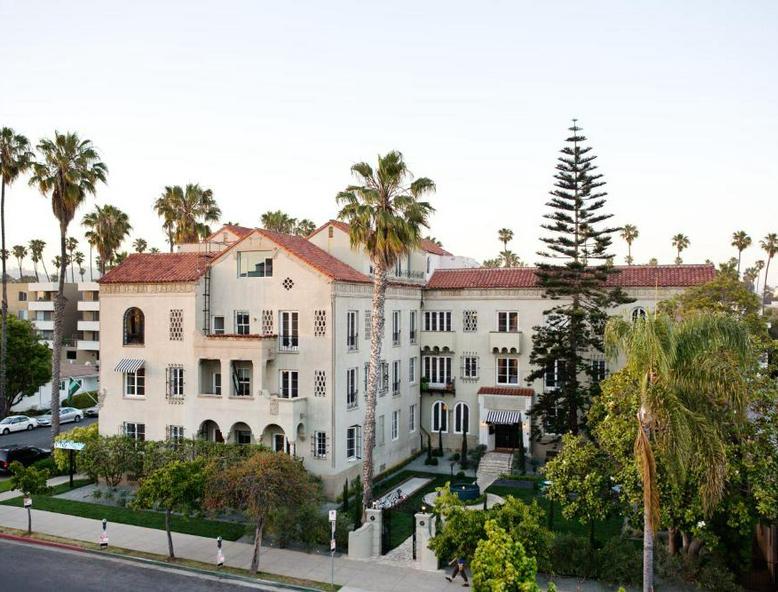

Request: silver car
left=0, top=415, right=38, bottom=435
left=36, top=407, right=83, bottom=427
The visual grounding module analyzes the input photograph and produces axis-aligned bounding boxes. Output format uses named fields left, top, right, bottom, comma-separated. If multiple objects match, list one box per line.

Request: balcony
left=29, top=300, right=55, bottom=312
left=78, top=320, right=100, bottom=332
left=346, top=334, right=358, bottom=352
left=33, top=320, right=54, bottom=331
left=77, top=340, right=100, bottom=351
left=268, top=395, right=308, bottom=435
left=278, top=335, right=299, bottom=353
left=78, top=300, right=100, bottom=312
left=421, top=377, right=456, bottom=395
left=489, top=331, right=522, bottom=354
left=420, top=330, right=455, bottom=352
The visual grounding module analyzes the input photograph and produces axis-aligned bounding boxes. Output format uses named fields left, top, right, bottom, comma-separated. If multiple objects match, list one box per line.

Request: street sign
left=54, top=440, right=85, bottom=451
left=329, top=509, right=337, bottom=523
left=330, top=538, right=336, bottom=551
left=23, top=497, right=31, bottom=508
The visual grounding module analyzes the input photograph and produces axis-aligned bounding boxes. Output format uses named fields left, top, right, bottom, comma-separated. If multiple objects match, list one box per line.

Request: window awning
left=485, top=410, right=522, bottom=425
left=114, top=359, right=145, bottom=373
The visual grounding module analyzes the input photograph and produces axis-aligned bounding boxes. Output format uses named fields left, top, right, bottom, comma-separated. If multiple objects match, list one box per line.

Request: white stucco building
left=97, top=221, right=715, bottom=496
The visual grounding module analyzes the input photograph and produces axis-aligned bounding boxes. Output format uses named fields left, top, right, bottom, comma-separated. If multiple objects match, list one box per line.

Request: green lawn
left=0, top=481, right=247, bottom=541
left=486, top=483, right=623, bottom=542
left=0, top=479, right=12, bottom=493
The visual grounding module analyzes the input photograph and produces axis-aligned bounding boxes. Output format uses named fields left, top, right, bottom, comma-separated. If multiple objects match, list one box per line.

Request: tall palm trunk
left=636, top=409, right=657, bottom=592
left=0, top=179, right=7, bottom=418
left=643, top=504, right=654, bottom=592
left=165, top=509, right=175, bottom=559
left=89, top=244, right=93, bottom=281
left=50, top=224, right=66, bottom=443
left=32, top=260, right=39, bottom=281
left=762, top=256, right=772, bottom=313
left=628, top=241, right=633, bottom=263
left=736, top=251, right=742, bottom=278
left=362, top=261, right=386, bottom=513
left=41, top=258, right=50, bottom=282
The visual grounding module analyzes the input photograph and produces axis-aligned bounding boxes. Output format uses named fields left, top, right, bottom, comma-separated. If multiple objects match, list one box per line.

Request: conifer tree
left=526, top=120, right=629, bottom=435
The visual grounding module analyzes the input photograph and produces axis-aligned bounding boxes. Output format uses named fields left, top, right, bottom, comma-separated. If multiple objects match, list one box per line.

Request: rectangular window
left=233, top=364, right=251, bottom=396
left=18, top=292, right=27, bottom=302
left=497, top=311, right=519, bottom=333
left=364, top=310, right=371, bottom=340
left=235, top=429, right=252, bottom=445
left=377, top=415, right=385, bottom=446
left=462, top=355, right=479, bottom=380
left=124, top=369, right=145, bottom=396
left=409, top=404, right=416, bottom=433
left=124, top=422, right=145, bottom=441
left=167, top=425, right=184, bottom=443
left=424, top=311, right=452, bottom=332
left=392, top=360, right=401, bottom=396
left=235, top=311, right=250, bottom=335
left=409, top=357, right=417, bottom=384
left=463, top=310, right=478, bottom=332
left=279, top=311, right=299, bottom=351
left=391, top=410, right=400, bottom=441
left=423, top=356, right=452, bottom=385
left=166, top=365, right=184, bottom=399
left=238, top=251, right=273, bottom=277
left=392, top=310, right=401, bottom=346
left=346, top=425, right=362, bottom=460
left=213, top=372, right=222, bottom=396
left=346, top=367, right=358, bottom=409
left=212, top=316, right=225, bottom=335
left=591, top=358, right=608, bottom=383
left=497, top=358, right=519, bottom=385
left=380, top=361, right=389, bottom=395
left=545, top=360, right=562, bottom=390
left=409, top=310, right=417, bottom=344
left=280, top=370, right=299, bottom=398
left=346, top=310, right=358, bottom=351
left=313, top=431, right=327, bottom=459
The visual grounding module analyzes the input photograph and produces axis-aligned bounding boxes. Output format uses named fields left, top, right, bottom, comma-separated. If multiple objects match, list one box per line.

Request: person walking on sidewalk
left=445, top=556, right=469, bottom=587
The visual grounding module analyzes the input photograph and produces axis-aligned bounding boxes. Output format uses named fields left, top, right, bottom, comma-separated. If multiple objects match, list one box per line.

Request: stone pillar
left=252, top=359, right=262, bottom=397
left=365, top=508, right=383, bottom=557
left=221, top=359, right=231, bottom=396
left=415, top=512, right=438, bottom=571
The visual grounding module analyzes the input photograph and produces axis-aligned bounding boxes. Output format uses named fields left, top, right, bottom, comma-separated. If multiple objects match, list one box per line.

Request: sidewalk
left=0, top=477, right=619, bottom=592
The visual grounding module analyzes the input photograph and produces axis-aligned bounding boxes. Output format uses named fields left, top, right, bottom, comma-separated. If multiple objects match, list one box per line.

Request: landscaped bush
left=267, top=502, right=350, bottom=551
left=53, top=423, right=99, bottom=474
left=67, top=391, right=98, bottom=409
left=32, top=456, right=68, bottom=477
left=424, top=457, right=439, bottom=466
left=656, top=545, right=742, bottom=592
left=549, top=533, right=594, bottom=578
left=594, top=537, right=642, bottom=586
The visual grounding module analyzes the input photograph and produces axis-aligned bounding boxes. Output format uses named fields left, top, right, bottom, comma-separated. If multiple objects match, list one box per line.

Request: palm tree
left=648, top=257, right=658, bottom=266
left=336, top=151, right=435, bottom=511
left=743, top=266, right=758, bottom=292
left=424, top=235, right=442, bottom=247
left=759, top=233, right=778, bottom=312
left=113, top=251, right=128, bottom=265
left=500, top=250, right=523, bottom=267
left=0, top=127, right=34, bottom=418
left=74, top=252, right=85, bottom=281
left=153, top=188, right=177, bottom=252
left=671, top=233, right=689, bottom=265
left=28, top=239, right=46, bottom=281
left=82, top=205, right=132, bottom=274
left=29, top=131, right=107, bottom=442
left=295, top=219, right=317, bottom=237
left=483, top=258, right=502, bottom=268
left=66, top=237, right=78, bottom=282
left=261, top=210, right=297, bottom=234
left=155, top=185, right=220, bottom=247
left=498, top=228, right=513, bottom=251
left=149, top=247, right=160, bottom=254
left=754, top=259, right=765, bottom=296
left=620, top=224, right=639, bottom=265
left=132, top=238, right=147, bottom=253
left=11, top=245, right=27, bottom=279
left=730, top=231, right=751, bottom=278
left=605, top=313, right=750, bottom=592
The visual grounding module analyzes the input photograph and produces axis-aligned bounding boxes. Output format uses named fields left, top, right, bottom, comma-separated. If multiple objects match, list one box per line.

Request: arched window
left=431, top=400, right=448, bottom=433
left=631, top=306, right=647, bottom=322
left=454, top=402, right=470, bottom=434
left=123, top=307, right=145, bottom=345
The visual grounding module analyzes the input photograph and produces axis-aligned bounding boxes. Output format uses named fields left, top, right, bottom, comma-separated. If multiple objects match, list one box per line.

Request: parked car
left=84, top=406, right=99, bottom=418
left=0, top=446, right=51, bottom=473
left=36, top=407, right=83, bottom=427
left=0, top=415, right=38, bottom=435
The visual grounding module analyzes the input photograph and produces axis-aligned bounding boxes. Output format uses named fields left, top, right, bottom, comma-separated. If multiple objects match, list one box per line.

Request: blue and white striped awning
left=485, top=410, right=522, bottom=425
left=114, top=359, right=145, bottom=373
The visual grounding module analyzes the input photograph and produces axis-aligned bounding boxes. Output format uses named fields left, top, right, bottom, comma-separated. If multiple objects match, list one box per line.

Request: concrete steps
left=476, top=451, right=513, bottom=491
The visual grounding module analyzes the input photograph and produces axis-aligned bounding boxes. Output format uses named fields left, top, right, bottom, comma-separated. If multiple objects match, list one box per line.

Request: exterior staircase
left=476, top=451, right=513, bottom=491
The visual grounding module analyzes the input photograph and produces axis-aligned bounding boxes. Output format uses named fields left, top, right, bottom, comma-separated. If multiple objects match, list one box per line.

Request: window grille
left=314, top=370, right=326, bottom=397
left=314, top=310, right=327, bottom=336
left=169, top=309, right=184, bottom=340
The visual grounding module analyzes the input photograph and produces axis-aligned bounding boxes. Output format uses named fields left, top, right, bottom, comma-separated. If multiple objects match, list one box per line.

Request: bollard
left=99, top=519, right=109, bottom=549
left=216, top=536, right=225, bottom=567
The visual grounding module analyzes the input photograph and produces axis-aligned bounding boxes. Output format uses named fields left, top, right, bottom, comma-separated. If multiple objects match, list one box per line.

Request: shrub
left=32, top=456, right=67, bottom=477
left=456, top=471, right=465, bottom=478
left=424, top=457, right=439, bottom=466
left=449, top=452, right=460, bottom=461
left=79, top=435, right=142, bottom=486
left=550, top=533, right=594, bottom=579
left=595, top=537, right=642, bottom=586
left=68, top=391, right=98, bottom=409
left=53, top=423, right=99, bottom=474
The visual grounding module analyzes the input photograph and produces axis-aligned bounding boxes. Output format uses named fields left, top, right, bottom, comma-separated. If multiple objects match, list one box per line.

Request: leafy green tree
left=82, top=205, right=132, bottom=274
left=132, top=459, right=208, bottom=559
left=620, top=224, right=639, bottom=265
left=604, top=312, right=751, bottom=592
left=29, top=132, right=107, bottom=442
left=53, top=423, right=98, bottom=473
left=3, top=316, right=51, bottom=414
left=526, top=120, right=628, bottom=435
left=204, top=451, right=318, bottom=573
left=671, top=233, right=689, bottom=265
left=336, top=151, right=435, bottom=510
left=9, top=461, right=51, bottom=533
left=79, top=435, right=141, bottom=486
left=0, top=127, right=34, bottom=420
left=730, top=231, right=751, bottom=278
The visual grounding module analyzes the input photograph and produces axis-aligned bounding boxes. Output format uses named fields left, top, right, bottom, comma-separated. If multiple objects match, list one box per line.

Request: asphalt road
left=0, top=539, right=280, bottom=591
left=0, top=417, right=97, bottom=449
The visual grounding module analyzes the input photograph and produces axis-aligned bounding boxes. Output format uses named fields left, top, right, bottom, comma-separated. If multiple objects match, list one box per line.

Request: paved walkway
left=0, top=477, right=630, bottom=592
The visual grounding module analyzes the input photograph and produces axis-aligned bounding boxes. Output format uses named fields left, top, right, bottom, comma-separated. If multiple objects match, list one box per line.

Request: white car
left=0, top=415, right=38, bottom=435
left=36, top=407, right=83, bottom=427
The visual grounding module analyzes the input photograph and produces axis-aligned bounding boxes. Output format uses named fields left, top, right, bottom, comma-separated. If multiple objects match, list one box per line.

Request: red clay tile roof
left=310, top=220, right=451, bottom=255
left=207, top=224, right=254, bottom=241
left=427, top=264, right=716, bottom=290
left=98, top=253, right=213, bottom=284
left=478, top=386, right=535, bottom=397
left=256, top=229, right=371, bottom=283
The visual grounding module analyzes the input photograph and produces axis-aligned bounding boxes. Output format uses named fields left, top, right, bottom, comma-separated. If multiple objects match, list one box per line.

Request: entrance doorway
left=494, top=424, right=519, bottom=450
left=273, top=434, right=286, bottom=452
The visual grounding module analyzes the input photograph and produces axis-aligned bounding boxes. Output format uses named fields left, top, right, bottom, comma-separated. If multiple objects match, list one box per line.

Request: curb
left=0, top=532, right=326, bottom=591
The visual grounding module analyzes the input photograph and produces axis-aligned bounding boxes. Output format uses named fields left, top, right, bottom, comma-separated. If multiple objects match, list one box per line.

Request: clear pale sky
left=2, top=0, right=776, bottom=285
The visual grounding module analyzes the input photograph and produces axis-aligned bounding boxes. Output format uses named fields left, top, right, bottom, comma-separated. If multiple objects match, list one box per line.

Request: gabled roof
left=254, top=229, right=371, bottom=284
left=206, top=224, right=254, bottom=241
left=426, top=264, right=716, bottom=290
left=98, top=253, right=214, bottom=284
left=309, top=219, right=451, bottom=255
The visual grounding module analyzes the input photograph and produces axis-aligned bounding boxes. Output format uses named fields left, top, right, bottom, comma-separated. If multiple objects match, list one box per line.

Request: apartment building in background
left=77, top=281, right=101, bottom=365
left=97, top=221, right=715, bottom=496
left=7, top=280, right=30, bottom=321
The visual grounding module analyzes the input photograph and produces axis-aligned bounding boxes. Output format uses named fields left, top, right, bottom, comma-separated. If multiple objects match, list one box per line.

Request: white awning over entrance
left=114, top=359, right=145, bottom=373
left=485, top=410, right=522, bottom=425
